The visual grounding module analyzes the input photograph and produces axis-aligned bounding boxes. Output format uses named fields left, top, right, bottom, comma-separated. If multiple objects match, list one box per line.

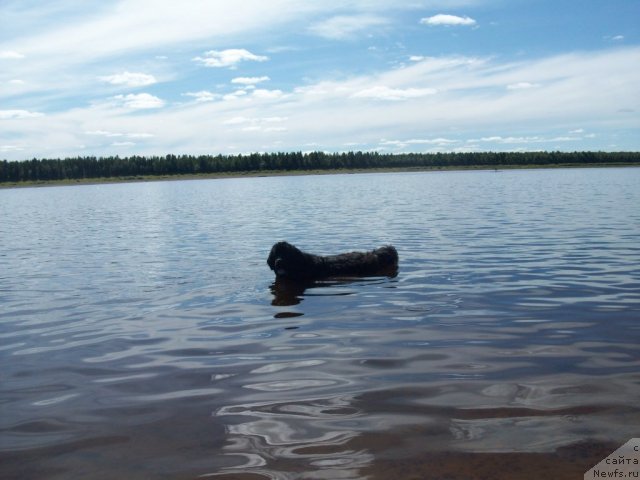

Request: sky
left=1, top=0, right=639, bottom=161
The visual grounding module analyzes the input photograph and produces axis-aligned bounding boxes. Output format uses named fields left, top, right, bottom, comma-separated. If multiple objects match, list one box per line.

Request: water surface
left=1, top=168, right=639, bottom=479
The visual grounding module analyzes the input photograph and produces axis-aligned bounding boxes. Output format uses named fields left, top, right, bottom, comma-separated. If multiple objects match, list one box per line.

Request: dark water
left=1, top=168, right=639, bottom=479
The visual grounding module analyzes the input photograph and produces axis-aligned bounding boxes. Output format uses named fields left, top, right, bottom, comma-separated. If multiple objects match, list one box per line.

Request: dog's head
left=375, top=245, right=399, bottom=266
left=267, top=241, right=312, bottom=279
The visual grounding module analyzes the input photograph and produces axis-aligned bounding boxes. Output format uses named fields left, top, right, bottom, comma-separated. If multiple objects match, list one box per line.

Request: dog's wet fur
left=267, top=241, right=398, bottom=280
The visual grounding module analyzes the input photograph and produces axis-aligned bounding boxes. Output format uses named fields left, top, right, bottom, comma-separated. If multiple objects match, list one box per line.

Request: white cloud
left=223, top=116, right=252, bottom=125
left=476, top=136, right=541, bottom=144
left=222, top=90, right=249, bottom=101
left=223, top=117, right=288, bottom=125
left=550, top=136, right=578, bottom=142
left=127, top=132, right=155, bottom=139
left=352, top=85, right=437, bottom=101
left=224, top=116, right=289, bottom=131
left=381, top=138, right=456, bottom=146
left=112, top=93, right=164, bottom=109
left=472, top=135, right=578, bottom=144
left=100, top=71, right=157, bottom=87
left=507, top=82, right=541, bottom=90
left=112, top=141, right=136, bottom=147
left=420, top=14, right=476, bottom=26
left=231, top=76, right=270, bottom=85
left=241, top=125, right=287, bottom=133
left=193, top=49, right=268, bottom=68
left=183, top=91, right=220, bottom=102
left=252, top=89, right=284, bottom=100
left=85, top=130, right=123, bottom=137
left=379, top=138, right=458, bottom=152
left=84, top=130, right=154, bottom=139
left=0, top=50, right=25, bottom=59
left=309, top=14, right=388, bottom=39
left=0, top=109, right=44, bottom=119
left=569, top=128, right=585, bottom=134
left=0, top=145, right=24, bottom=152
left=263, top=116, right=288, bottom=123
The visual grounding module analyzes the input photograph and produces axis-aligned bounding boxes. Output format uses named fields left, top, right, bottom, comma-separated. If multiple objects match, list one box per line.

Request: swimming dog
left=267, top=241, right=398, bottom=280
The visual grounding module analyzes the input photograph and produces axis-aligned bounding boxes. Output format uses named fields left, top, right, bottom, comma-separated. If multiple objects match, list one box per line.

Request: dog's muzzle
left=274, top=258, right=287, bottom=276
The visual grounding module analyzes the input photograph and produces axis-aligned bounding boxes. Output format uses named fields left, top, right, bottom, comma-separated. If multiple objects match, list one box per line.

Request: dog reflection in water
left=267, top=241, right=398, bottom=307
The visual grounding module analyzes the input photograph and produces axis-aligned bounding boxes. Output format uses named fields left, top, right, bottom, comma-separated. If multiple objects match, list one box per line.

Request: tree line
left=1, top=151, right=639, bottom=183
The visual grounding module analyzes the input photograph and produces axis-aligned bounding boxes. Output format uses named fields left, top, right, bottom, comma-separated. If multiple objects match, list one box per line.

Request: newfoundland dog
left=267, top=241, right=398, bottom=280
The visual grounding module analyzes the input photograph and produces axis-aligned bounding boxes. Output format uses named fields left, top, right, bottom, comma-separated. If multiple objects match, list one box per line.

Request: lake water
left=1, top=168, right=639, bottom=479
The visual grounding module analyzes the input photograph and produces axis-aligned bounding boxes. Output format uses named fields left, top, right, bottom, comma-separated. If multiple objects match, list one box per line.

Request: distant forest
left=2, top=151, right=639, bottom=183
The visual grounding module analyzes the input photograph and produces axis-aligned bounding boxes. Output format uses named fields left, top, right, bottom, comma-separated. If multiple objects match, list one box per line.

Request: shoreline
left=1, top=162, right=638, bottom=189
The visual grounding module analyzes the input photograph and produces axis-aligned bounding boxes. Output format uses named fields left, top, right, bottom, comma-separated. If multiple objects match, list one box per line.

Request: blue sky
left=1, top=0, right=639, bottom=161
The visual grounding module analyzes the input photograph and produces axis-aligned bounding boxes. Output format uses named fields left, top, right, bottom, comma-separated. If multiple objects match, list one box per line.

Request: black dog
left=267, top=241, right=398, bottom=280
